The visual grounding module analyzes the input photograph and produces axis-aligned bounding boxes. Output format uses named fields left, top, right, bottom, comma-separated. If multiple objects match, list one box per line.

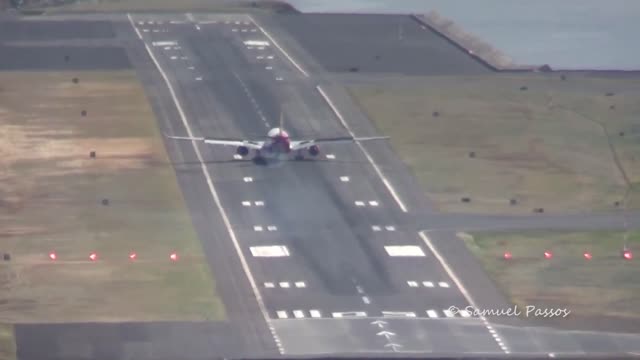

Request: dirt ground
left=0, top=71, right=225, bottom=323
left=348, top=72, right=640, bottom=214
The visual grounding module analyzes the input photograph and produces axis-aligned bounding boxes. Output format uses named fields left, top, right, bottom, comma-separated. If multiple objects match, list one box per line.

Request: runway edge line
left=248, top=14, right=309, bottom=77
left=126, top=13, right=284, bottom=355
left=419, top=231, right=509, bottom=354
left=316, top=85, right=408, bottom=213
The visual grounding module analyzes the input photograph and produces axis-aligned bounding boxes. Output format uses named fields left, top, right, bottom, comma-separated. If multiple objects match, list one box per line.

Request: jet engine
left=308, top=145, right=319, bottom=156
left=236, top=146, right=249, bottom=156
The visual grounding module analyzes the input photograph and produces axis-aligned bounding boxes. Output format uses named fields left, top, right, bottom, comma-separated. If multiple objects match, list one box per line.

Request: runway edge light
left=583, top=252, right=593, bottom=260
left=503, top=251, right=512, bottom=260
left=544, top=250, right=553, bottom=259
left=89, top=252, right=98, bottom=261
left=622, top=249, right=633, bottom=260
left=129, top=252, right=137, bottom=260
left=170, top=252, right=178, bottom=261
left=49, top=252, right=57, bottom=261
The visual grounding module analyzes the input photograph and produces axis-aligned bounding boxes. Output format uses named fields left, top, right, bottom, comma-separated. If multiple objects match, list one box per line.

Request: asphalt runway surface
left=0, top=20, right=115, bottom=41
left=273, top=13, right=492, bottom=75
left=0, top=45, right=131, bottom=70
left=6, top=12, right=640, bottom=360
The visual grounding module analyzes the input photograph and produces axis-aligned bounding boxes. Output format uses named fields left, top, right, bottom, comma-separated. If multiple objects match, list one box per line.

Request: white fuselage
left=260, top=128, right=291, bottom=156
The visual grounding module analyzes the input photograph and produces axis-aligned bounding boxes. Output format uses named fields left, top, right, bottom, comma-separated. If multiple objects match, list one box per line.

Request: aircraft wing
left=290, top=136, right=388, bottom=151
left=165, top=135, right=264, bottom=150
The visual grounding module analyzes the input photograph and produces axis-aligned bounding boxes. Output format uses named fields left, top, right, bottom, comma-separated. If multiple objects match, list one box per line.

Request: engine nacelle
left=236, top=146, right=249, bottom=156
left=308, top=145, right=319, bottom=156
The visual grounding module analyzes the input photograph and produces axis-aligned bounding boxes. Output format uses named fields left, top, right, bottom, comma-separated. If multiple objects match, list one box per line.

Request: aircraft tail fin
left=279, top=111, right=284, bottom=135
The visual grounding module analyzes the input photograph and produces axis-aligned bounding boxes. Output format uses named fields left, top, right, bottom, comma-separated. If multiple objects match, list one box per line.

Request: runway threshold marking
left=316, top=85, right=408, bottom=213
left=129, top=13, right=284, bottom=354
left=332, top=311, right=367, bottom=318
left=419, top=231, right=509, bottom=354
left=384, top=245, right=425, bottom=257
left=247, top=15, right=309, bottom=77
left=250, top=245, right=289, bottom=257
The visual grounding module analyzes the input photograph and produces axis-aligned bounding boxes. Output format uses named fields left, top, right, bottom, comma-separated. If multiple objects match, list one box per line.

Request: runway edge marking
left=418, top=231, right=509, bottom=354
left=127, top=13, right=143, bottom=40
left=316, top=85, right=408, bottom=213
left=247, top=15, right=309, bottom=77
left=127, top=13, right=284, bottom=355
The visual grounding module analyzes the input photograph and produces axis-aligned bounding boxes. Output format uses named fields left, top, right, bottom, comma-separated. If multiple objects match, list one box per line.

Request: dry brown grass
left=0, top=71, right=224, bottom=323
left=466, top=230, right=640, bottom=332
left=349, top=73, right=640, bottom=214
left=0, top=324, right=15, bottom=360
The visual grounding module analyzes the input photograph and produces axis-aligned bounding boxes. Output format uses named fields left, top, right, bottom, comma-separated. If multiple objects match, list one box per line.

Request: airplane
left=165, top=113, right=389, bottom=162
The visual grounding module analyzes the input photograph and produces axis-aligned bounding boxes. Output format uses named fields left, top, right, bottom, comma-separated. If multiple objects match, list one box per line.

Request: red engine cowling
left=236, top=146, right=249, bottom=156
left=308, top=145, right=319, bottom=156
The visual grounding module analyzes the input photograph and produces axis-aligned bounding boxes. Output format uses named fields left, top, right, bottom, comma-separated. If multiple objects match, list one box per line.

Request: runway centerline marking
left=247, top=15, right=309, bottom=77
left=316, top=85, right=408, bottom=213
left=129, top=13, right=283, bottom=353
left=419, top=231, right=509, bottom=354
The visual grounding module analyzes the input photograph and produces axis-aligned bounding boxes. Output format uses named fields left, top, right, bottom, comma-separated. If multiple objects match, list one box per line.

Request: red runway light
left=89, top=252, right=97, bottom=261
left=503, top=251, right=512, bottom=260
left=129, top=252, right=137, bottom=260
left=623, top=250, right=633, bottom=260
left=170, top=252, right=178, bottom=261
left=544, top=251, right=553, bottom=259
left=49, top=252, right=57, bottom=260
left=583, top=252, right=593, bottom=260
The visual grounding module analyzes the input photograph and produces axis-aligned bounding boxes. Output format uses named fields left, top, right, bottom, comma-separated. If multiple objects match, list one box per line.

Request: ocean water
left=284, top=0, right=640, bottom=70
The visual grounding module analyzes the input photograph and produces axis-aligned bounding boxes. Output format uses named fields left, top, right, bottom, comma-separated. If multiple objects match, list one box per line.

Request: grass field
left=464, top=230, right=640, bottom=332
left=0, top=71, right=225, bottom=322
left=0, top=324, right=15, bottom=360
left=348, top=73, right=640, bottom=214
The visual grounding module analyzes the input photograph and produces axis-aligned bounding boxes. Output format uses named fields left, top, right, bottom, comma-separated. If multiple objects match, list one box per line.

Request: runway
left=6, top=11, right=640, bottom=359
left=124, top=12, right=509, bottom=355
left=122, top=12, right=640, bottom=357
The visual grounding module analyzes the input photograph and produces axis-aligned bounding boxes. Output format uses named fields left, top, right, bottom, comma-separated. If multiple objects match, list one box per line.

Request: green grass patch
left=348, top=73, right=640, bottom=214
left=465, top=230, right=640, bottom=331
left=0, top=71, right=225, bottom=322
